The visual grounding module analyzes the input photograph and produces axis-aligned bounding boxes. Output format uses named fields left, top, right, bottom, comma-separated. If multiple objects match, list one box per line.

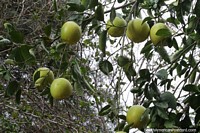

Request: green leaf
left=176, top=63, right=182, bottom=77
left=95, top=4, right=104, bottom=21
left=141, top=41, right=153, bottom=59
left=99, top=30, right=107, bottom=56
left=6, top=81, right=20, bottom=96
left=142, top=17, right=152, bottom=24
left=171, top=43, right=194, bottom=63
left=56, top=42, right=66, bottom=51
left=114, top=121, right=126, bottom=131
left=15, top=89, right=21, bottom=104
left=81, top=0, right=89, bottom=8
left=156, top=29, right=172, bottom=37
left=0, top=38, right=11, bottom=45
left=4, top=23, right=24, bottom=43
left=74, top=82, right=84, bottom=96
left=182, top=0, right=192, bottom=14
left=169, top=63, right=177, bottom=75
left=185, top=94, right=200, bottom=110
left=157, top=107, right=169, bottom=120
left=167, top=17, right=180, bottom=27
left=187, top=16, right=197, bottom=33
left=10, top=44, right=36, bottom=66
left=82, top=77, right=95, bottom=94
left=123, top=123, right=132, bottom=133
left=117, top=56, right=130, bottom=67
left=164, top=119, right=175, bottom=128
left=110, top=8, right=116, bottom=23
left=99, top=60, right=113, bottom=75
left=139, top=69, right=151, bottom=81
left=99, top=104, right=111, bottom=116
left=71, top=61, right=95, bottom=94
left=194, top=0, right=200, bottom=17
left=68, top=0, right=80, bottom=4
left=184, top=69, right=190, bottom=79
left=188, top=54, right=196, bottom=68
left=176, top=6, right=184, bottom=23
left=79, top=100, right=90, bottom=107
left=33, top=70, right=40, bottom=83
left=71, top=62, right=82, bottom=79
left=43, top=24, right=52, bottom=37
left=179, top=112, right=192, bottom=128
left=144, top=84, right=153, bottom=100
left=156, top=47, right=171, bottom=63
left=40, top=87, right=50, bottom=96
left=164, top=113, right=176, bottom=128
left=171, top=48, right=183, bottom=63
left=150, top=81, right=160, bottom=98
left=141, top=108, right=150, bottom=122
left=4, top=59, right=15, bottom=65
left=195, top=112, right=200, bottom=125
left=117, top=0, right=124, bottom=3
left=178, top=67, right=187, bottom=77
left=0, top=68, right=11, bottom=81
left=150, top=108, right=158, bottom=123
left=154, top=101, right=168, bottom=109
left=143, top=100, right=152, bottom=108
left=137, top=0, right=144, bottom=3
left=155, top=69, right=168, bottom=80
left=167, top=79, right=172, bottom=90
left=160, top=79, right=172, bottom=90
left=29, top=48, right=35, bottom=58
left=180, top=59, right=188, bottom=67
left=67, top=2, right=85, bottom=12
left=189, top=32, right=200, bottom=41
left=53, top=0, right=57, bottom=12
left=160, top=92, right=177, bottom=109
left=172, top=38, right=179, bottom=50
left=0, top=38, right=12, bottom=48
left=108, top=111, right=115, bottom=120
left=141, top=41, right=153, bottom=54
left=130, top=87, right=141, bottom=93
left=118, top=115, right=126, bottom=120
left=160, top=79, right=169, bottom=86
left=48, top=93, right=54, bottom=107
left=123, top=62, right=136, bottom=81
left=182, top=84, right=199, bottom=93
left=189, top=69, right=197, bottom=84
left=88, top=0, right=98, bottom=9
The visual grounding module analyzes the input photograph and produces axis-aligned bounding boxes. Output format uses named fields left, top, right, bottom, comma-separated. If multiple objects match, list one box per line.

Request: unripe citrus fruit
left=61, top=21, right=82, bottom=45
left=126, top=19, right=150, bottom=43
left=150, top=23, right=171, bottom=45
left=33, top=67, right=54, bottom=91
left=106, top=17, right=127, bottom=37
left=126, top=105, right=150, bottom=129
left=50, top=78, right=73, bottom=100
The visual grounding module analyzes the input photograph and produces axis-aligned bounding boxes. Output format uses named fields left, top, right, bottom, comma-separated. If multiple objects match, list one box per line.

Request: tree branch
left=83, top=1, right=136, bottom=23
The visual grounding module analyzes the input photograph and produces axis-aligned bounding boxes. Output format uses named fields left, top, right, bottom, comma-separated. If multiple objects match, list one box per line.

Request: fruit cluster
left=106, top=17, right=171, bottom=45
left=59, top=18, right=171, bottom=46
left=33, top=67, right=73, bottom=100
left=41, top=19, right=170, bottom=130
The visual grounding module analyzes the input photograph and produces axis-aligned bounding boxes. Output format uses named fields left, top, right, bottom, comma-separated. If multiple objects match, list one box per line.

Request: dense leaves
left=0, top=0, right=200, bottom=132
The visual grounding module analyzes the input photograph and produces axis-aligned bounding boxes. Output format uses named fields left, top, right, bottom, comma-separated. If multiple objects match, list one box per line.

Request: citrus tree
left=0, top=0, right=200, bottom=132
